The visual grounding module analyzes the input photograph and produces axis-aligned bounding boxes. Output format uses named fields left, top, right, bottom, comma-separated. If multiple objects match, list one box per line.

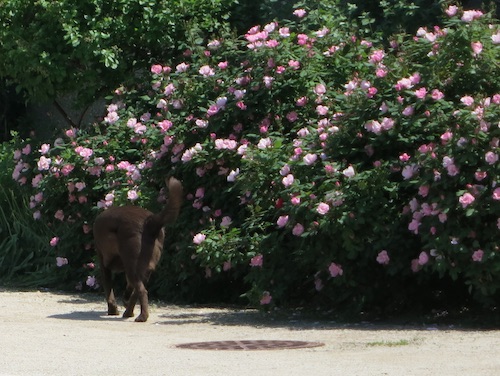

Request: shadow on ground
left=41, top=289, right=500, bottom=331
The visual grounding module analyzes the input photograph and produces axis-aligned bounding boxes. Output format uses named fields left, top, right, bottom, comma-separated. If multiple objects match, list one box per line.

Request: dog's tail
left=143, top=177, right=183, bottom=236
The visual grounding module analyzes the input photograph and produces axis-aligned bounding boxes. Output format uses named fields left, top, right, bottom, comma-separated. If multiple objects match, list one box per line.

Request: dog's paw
left=122, top=309, right=135, bottom=318
left=134, top=314, right=148, bottom=322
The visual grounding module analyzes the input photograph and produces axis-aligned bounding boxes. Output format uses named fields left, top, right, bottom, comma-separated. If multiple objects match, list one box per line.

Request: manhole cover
left=175, top=340, right=324, bottom=351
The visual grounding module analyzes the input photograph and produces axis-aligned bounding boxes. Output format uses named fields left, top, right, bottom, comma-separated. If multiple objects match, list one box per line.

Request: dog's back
left=94, top=206, right=153, bottom=272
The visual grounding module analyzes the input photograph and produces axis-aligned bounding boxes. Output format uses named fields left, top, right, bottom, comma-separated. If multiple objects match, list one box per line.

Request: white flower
left=342, top=166, right=355, bottom=178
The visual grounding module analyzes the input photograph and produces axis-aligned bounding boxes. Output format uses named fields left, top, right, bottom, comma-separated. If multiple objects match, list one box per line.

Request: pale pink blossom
left=376, top=250, right=390, bottom=265
left=257, top=137, right=271, bottom=149
left=401, top=106, right=414, bottom=117
left=37, top=156, right=51, bottom=171
left=418, top=185, right=430, bottom=197
left=402, top=164, right=418, bottom=180
left=227, top=168, right=240, bottom=182
left=328, top=262, right=343, bottom=277
left=314, top=83, right=326, bottom=95
left=472, top=249, right=484, bottom=262
left=22, top=144, right=31, bottom=155
left=151, top=64, right=163, bottom=74
left=431, top=89, right=444, bottom=100
left=282, top=174, right=294, bottom=187
left=199, top=65, right=215, bottom=76
left=303, top=153, right=317, bottom=165
left=250, top=254, right=263, bottom=267
left=104, top=111, right=119, bottom=124
left=277, top=215, right=289, bottom=228
left=220, top=216, right=232, bottom=227
left=369, top=49, right=385, bottom=64
left=485, top=151, right=498, bottom=165
left=492, top=188, right=500, bottom=200
left=342, top=166, right=355, bottom=178
left=316, top=105, right=329, bottom=116
left=279, top=27, right=290, bottom=37
left=86, top=276, right=97, bottom=288
left=414, top=87, right=427, bottom=99
left=50, top=237, right=59, bottom=247
left=492, top=32, right=500, bottom=44
left=286, top=111, right=298, bottom=122
left=471, top=41, right=483, bottom=56
left=39, top=144, right=50, bottom=155
left=461, top=10, right=483, bottom=22
left=316, top=202, right=330, bottom=215
left=56, top=257, right=68, bottom=267
left=418, top=251, right=429, bottom=265
left=193, top=233, right=206, bottom=244
left=54, top=210, right=64, bottom=221
left=461, top=95, right=474, bottom=106
left=459, top=192, right=475, bottom=208
left=445, top=5, right=458, bottom=17
left=292, top=223, right=304, bottom=236
left=260, top=291, right=272, bottom=305
left=127, top=190, right=139, bottom=201
left=176, top=62, right=189, bottom=72
left=293, top=8, right=307, bottom=18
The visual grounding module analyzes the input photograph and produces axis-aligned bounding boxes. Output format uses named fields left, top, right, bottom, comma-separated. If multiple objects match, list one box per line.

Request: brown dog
left=93, top=177, right=183, bottom=322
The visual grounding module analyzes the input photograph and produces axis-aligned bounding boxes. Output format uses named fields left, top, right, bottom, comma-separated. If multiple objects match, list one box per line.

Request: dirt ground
left=0, top=289, right=499, bottom=376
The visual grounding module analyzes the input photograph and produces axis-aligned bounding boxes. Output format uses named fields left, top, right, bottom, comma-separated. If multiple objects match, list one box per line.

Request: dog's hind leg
left=101, top=264, right=119, bottom=315
left=122, top=282, right=134, bottom=308
left=134, top=279, right=150, bottom=322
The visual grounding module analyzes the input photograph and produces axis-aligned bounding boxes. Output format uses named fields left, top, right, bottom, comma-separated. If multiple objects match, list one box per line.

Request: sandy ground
left=0, top=289, right=499, bottom=376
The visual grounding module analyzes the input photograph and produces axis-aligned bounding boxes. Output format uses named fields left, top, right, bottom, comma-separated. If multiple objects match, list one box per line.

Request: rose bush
left=11, top=2, right=500, bottom=310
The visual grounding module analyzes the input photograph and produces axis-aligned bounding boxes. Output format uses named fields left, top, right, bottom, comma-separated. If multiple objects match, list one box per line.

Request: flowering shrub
left=11, top=3, right=500, bottom=309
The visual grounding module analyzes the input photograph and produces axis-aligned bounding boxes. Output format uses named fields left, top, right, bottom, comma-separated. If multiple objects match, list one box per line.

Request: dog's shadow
left=48, top=310, right=123, bottom=321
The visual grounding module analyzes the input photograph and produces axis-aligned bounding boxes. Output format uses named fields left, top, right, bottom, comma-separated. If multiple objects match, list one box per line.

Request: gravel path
left=0, top=289, right=499, bottom=376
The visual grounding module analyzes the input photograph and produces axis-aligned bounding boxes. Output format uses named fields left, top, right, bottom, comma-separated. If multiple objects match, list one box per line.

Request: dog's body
left=93, top=177, right=183, bottom=322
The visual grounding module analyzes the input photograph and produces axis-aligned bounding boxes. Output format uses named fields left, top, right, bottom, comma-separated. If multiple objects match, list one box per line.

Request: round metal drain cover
left=176, top=340, right=324, bottom=351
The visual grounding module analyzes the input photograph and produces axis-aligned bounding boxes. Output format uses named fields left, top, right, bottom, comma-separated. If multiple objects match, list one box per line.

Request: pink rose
left=460, top=95, right=474, bottom=106
left=56, top=257, right=68, bottom=267
left=54, top=210, right=64, bottom=221
left=293, top=8, right=307, bottom=18
left=459, top=192, right=475, bottom=208
left=316, top=202, right=330, bottom=215
left=471, top=41, right=483, bottom=56
left=376, top=250, right=390, bottom=265
left=472, top=249, right=484, bottom=262
left=250, top=254, right=263, bottom=267
left=485, top=151, right=498, bottom=165
left=418, top=251, right=429, bottom=266
left=277, top=215, right=289, bottom=228
left=150, top=64, right=163, bottom=74
left=492, top=188, right=500, bottom=201
left=328, top=262, right=343, bottom=277
left=445, top=5, right=458, bottom=17
left=50, top=237, right=59, bottom=247
left=127, top=190, right=139, bottom=201
left=414, top=87, right=427, bottom=99
left=260, top=291, right=272, bottom=305
left=418, top=185, right=430, bottom=197
left=292, top=223, right=304, bottom=236
left=282, top=174, right=294, bottom=187
left=303, top=153, right=317, bottom=165
left=193, top=233, right=206, bottom=244
left=431, top=89, right=444, bottom=100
